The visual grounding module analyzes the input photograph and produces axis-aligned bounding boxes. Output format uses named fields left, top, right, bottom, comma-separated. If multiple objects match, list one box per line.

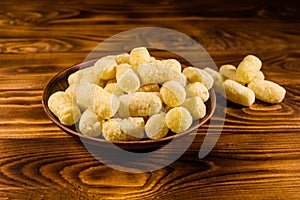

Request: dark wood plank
left=0, top=136, right=299, bottom=199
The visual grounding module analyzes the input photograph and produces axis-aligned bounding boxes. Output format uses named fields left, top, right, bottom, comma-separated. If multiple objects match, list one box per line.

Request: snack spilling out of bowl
left=47, top=47, right=286, bottom=142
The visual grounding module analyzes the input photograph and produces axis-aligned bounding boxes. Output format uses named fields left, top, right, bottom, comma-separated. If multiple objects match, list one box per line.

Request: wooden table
left=1, top=0, right=299, bottom=199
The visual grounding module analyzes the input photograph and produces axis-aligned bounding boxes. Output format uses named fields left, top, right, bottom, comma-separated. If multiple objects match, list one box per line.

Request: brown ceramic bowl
left=42, top=59, right=216, bottom=150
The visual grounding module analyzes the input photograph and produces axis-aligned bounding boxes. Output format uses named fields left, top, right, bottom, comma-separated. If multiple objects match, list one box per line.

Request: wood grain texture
left=0, top=0, right=299, bottom=199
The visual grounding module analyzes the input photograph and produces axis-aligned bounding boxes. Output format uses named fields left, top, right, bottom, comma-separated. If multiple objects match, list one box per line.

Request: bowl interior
left=42, top=58, right=216, bottom=150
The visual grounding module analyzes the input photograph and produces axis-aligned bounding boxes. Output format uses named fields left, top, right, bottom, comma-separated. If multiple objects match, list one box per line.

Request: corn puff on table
left=0, top=0, right=299, bottom=199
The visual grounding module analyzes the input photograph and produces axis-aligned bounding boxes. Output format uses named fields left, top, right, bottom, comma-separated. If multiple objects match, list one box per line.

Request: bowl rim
left=42, top=59, right=216, bottom=147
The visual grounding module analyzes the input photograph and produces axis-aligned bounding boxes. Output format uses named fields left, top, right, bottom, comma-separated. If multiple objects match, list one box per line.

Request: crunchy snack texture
left=224, top=79, right=255, bottom=106
left=160, top=81, right=186, bottom=107
left=79, top=109, right=103, bottom=137
left=145, top=113, right=169, bottom=139
left=48, top=47, right=215, bottom=141
left=182, top=97, right=206, bottom=120
left=236, top=55, right=262, bottom=84
left=165, top=107, right=193, bottom=133
left=185, top=82, right=209, bottom=102
left=218, top=55, right=285, bottom=106
left=48, top=91, right=81, bottom=126
left=248, top=79, right=286, bottom=103
left=102, top=117, right=145, bottom=141
left=128, top=92, right=162, bottom=117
